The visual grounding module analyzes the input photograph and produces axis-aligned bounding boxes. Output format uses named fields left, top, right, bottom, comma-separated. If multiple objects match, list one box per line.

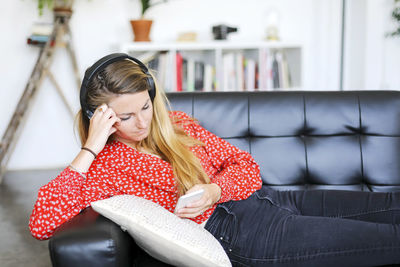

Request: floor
left=0, top=169, right=61, bottom=267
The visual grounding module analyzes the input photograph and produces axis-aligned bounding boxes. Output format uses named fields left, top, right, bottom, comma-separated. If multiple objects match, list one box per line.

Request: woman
left=30, top=53, right=400, bottom=266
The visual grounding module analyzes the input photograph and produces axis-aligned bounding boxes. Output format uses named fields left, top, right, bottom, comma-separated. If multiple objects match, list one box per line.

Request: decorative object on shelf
left=176, top=32, right=197, bottom=42
left=130, top=0, right=168, bottom=42
left=265, top=8, right=280, bottom=41
left=37, top=0, right=74, bottom=15
left=212, top=24, right=238, bottom=40
left=130, top=19, right=153, bottom=42
left=27, top=22, right=54, bottom=46
left=387, top=0, right=400, bottom=37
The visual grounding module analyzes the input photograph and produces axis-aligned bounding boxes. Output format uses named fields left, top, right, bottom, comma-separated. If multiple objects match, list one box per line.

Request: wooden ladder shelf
left=0, top=10, right=80, bottom=182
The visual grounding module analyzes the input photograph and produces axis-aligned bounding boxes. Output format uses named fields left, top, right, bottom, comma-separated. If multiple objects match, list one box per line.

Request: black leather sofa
left=48, top=90, right=400, bottom=267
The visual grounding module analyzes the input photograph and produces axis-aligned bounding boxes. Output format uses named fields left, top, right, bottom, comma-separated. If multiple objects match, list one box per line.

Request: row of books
left=27, top=22, right=53, bottom=46
left=222, top=50, right=291, bottom=91
left=140, top=51, right=175, bottom=92
left=136, top=49, right=292, bottom=92
left=176, top=53, right=216, bottom=92
left=141, top=51, right=216, bottom=92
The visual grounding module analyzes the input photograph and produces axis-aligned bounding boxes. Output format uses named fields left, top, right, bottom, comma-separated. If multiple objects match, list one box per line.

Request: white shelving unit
left=120, top=41, right=302, bottom=92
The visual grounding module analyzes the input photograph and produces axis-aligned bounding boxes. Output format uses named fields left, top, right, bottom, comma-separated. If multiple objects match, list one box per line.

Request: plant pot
left=130, top=20, right=153, bottom=42
left=53, top=0, right=74, bottom=16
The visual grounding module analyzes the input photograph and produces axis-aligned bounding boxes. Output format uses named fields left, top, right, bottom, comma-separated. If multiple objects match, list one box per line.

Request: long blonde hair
left=77, top=59, right=210, bottom=195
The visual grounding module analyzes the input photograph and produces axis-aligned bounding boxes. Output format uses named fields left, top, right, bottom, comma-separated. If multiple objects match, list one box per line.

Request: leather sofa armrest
left=48, top=206, right=136, bottom=267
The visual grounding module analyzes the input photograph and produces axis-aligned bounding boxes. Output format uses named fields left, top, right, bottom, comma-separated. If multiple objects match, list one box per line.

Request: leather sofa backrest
left=167, top=91, right=400, bottom=192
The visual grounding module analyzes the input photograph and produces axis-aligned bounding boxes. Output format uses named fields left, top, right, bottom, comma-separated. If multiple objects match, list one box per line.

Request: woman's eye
left=143, top=105, right=149, bottom=110
left=121, top=117, right=130, bottom=121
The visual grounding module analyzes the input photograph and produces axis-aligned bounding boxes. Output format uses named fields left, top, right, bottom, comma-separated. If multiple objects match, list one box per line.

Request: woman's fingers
left=176, top=207, right=205, bottom=218
left=91, top=104, right=107, bottom=120
left=175, top=183, right=221, bottom=219
left=175, top=185, right=216, bottom=218
left=102, top=106, right=116, bottom=120
left=107, top=117, right=121, bottom=136
left=109, top=127, right=117, bottom=135
left=85, top=104, right=120, bottom=154
left=185, top=184, right=203, bottom=194
left=93, top=105, right=116, bottom=121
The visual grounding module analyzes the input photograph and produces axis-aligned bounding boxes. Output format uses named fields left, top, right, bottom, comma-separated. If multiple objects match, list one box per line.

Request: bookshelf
left=120, top=41, right=302, bottom=92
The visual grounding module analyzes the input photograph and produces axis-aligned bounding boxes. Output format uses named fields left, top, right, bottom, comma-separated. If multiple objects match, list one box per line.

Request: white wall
left=344, top=0, right=400, bottom=90
left=310, top=0, right=342, bottom=90
left=364, top=0, right=400, bottom=90
left=343, top=0, right=367, bottom=90
left=0, top=0, right=397, bottom=171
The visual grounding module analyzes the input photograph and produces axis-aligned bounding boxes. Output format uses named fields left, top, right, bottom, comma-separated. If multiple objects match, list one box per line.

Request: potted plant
left=388, top=0, right=400, bottom=37
left=130, top=0, right=168, bottom=42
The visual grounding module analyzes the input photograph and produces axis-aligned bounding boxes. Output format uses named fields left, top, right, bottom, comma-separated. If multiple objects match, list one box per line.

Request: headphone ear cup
left=147, top=76, right=156, bottom=101
left=86, top=109, right=94, bottom=119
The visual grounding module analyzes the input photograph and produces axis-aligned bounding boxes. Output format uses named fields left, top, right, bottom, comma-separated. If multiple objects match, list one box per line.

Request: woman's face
left=108, top=90, right=153, bottom=147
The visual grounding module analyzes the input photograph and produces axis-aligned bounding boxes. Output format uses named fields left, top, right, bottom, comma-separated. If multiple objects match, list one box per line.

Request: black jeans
left=204, top=186, right=400, bottom=267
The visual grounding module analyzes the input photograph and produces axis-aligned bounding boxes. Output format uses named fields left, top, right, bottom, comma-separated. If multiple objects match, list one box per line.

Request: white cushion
left=91, top=195, right=231, bottom=267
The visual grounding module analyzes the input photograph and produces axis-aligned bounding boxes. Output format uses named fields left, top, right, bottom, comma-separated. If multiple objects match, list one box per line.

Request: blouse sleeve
left=29, top=156, right=119, bottom=240
left=28, top=167, right=88, bottom=240
left=173, top=111, right=263, bottom=203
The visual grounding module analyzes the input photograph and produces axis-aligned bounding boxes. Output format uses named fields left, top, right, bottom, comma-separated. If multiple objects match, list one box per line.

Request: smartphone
left=175, top=189, right=205, bottom=212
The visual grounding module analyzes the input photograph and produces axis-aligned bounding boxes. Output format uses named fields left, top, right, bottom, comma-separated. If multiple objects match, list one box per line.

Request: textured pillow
left=91, top=195, right=231, bottom=267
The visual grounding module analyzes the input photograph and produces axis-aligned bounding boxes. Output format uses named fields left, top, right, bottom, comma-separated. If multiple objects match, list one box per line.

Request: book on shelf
left=194, top=61, right=204, bottom=91
left=236, top=53, right=244, bottom=91
left=244, top=58, right=256, bottom=91
left=181, top=58, right=188, bottom=92
left=266, top=51, right=273, bottom=89
left=186, top=58, right=195, bottom=91
left=27, top=22, right=54, bottom=47
left=271, top=53, right=280, bottom=89
left=176, top=52, right=183, bottom=92
left=255, top=62, right=259, bottom=90
left=164, top=52, right=175, bottom=92
left=31, top=22, right=53, bottom=36
left=27, top=35, right=55, bottom=46
left=279, top=52, right=291, bottom=89
left=203, top=64, right=215, bottom=92
left=29, top=35, right=49, bottom=43
left=157, top=52, right=168, bottom=91
left=223, top=52, right=236, bottom=91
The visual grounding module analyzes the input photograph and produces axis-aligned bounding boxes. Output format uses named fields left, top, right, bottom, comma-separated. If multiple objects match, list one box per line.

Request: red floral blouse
left=29, top=111, right=262, bottom=240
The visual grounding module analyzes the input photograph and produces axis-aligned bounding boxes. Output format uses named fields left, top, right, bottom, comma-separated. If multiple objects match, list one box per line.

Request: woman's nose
left=136, top=114, right=146, bottom=128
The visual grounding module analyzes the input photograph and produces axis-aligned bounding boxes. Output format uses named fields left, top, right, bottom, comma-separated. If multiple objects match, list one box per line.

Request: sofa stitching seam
left=303, top=94, right=309, bottom=186
left=357, top=94, right=365, bottom=188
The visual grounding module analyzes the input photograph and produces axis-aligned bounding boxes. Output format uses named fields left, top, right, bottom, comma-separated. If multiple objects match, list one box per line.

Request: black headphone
left=79, top=53, right=156, bottom=119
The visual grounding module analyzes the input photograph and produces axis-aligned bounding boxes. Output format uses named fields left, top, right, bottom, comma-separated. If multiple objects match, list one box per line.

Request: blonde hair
left=77, top=59, right=210, bottom=195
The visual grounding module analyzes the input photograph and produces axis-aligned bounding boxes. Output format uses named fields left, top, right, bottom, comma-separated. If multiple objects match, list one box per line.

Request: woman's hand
left=175, top=183, right=222, bottom=218
left=84, top=104, right=121, bottom=155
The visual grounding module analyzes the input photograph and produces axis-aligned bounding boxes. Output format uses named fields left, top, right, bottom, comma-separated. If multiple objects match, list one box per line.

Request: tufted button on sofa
left=48, top=90, right=400, bottom=267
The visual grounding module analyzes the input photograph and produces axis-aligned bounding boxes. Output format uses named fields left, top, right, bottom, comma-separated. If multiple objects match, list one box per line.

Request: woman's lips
left=135, top=129, right=147, bottom=135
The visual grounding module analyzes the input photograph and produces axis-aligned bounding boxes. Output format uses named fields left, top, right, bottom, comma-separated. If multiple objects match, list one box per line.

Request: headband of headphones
left=79, top=53, right=156, bottom=119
